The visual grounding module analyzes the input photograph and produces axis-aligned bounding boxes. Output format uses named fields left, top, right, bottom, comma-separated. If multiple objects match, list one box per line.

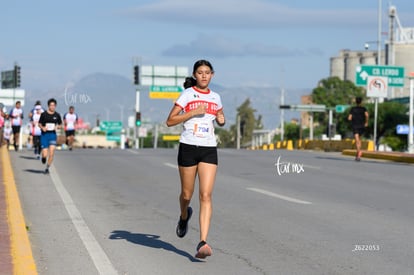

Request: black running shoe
left=41, top=157, right=46, bottom=164
left=44, top=168, right=49, bottom=175
left=176, top=207, right=192, bottom=238
left=195, top=241, right=212, bottom=259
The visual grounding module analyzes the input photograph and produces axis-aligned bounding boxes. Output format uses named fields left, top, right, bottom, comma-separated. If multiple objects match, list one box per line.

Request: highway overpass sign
left=355, top=65, right=405, bottom=87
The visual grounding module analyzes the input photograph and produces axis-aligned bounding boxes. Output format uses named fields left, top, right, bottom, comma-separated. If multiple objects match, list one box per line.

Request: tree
left=312, top=76, right=365, bottom=107
left=284, top=122, right=300, bottom=141
left=309, top=76, right=366, bottom=139
left=236, top=98, right=262, bottom=145
left=371, top=102, right=408, bottom=150
left=216, top=98, right=263, bottom=148
left=311, top=76, right=365, bottom=126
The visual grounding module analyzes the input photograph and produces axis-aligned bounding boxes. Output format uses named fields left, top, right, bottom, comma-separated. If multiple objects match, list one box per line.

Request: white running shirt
left=31, top=112, right=42, bottom=136
left=175, top=87, right=223, bottom=147
left=10, top=108, right=23, bottom=126
left=64, top=113, right=78, bottom=131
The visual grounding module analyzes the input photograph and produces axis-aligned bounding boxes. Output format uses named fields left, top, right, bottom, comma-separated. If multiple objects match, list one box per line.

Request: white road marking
left=303, top=164, right=321, bottom=170
left=49, top=166, right=118, bottom=275
left=164, top=162, right=177, bottom=169
left=246, top=187, right=312, bottom=205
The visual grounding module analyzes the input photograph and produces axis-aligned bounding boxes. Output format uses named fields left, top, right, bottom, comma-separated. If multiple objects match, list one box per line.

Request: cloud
left=162, top=34, right=324, bottom=58
left=123, top=0, right=375, bottom=29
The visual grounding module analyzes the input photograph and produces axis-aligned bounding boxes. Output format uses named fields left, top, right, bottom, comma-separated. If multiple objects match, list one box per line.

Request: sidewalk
left=0, top=146, right=38, bottom=275
left=0, top=148, right=13, bottom=274
left=342, top=149, right=414, bottom=163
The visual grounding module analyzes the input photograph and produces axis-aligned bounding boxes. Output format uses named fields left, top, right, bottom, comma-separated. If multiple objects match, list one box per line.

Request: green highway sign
left=1, top=70, right=15, bottom=89
left=355, top=65, right=405, bottom=87
left=99, top=121, right=123, bottom=131
left=150, top=85, right=183, bottom=92
left=335, top=105, right=350, bottom=113
left=106, top=131, right=121, bottom=141
left=291, top=104, right=326, bottom=112
left=149, top=85, right=183, bottom=99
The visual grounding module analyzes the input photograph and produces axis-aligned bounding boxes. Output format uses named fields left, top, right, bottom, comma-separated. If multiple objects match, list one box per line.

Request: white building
left=330, top=6, right=414, bottom=98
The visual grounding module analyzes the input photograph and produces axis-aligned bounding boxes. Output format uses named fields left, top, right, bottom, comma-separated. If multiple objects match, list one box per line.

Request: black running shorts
left=177, top=142, right=218, bottom=167
left=65, top=130, right=76, bottom=137
left=352, top=127, right=365, bottom=135
left=12, top=126, right=21, bottom=134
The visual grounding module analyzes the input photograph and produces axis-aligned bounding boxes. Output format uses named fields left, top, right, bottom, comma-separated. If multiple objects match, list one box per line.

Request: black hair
left=48, top=98, right=57, bottom=106
left=193, top=59, right=214, bottom=74
left=356, top=97, right=362, bottom=105
left=183, top=77, right=196, bottom=89
left=35, top=100, right=41, bottom=105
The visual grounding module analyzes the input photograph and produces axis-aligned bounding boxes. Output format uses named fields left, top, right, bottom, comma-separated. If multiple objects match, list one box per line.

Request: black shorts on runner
left=177, top=143, right=218, bottom=167
left=65, top=130, right=76, bottom=137
left=11, top=126, right=21, bottom=134
left=352, top=127, right=365, bottom=135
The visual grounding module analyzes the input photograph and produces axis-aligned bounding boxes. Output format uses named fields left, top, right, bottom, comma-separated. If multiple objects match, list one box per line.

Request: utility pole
left=373, top=0, right=382, bottom=151
left=236, top=115, right=241, bottom=150
left=409, top=72, right=414, bottom=153
left=133, top=57, right=141, bottom=149
left=280, top=67, right=285, bottom=141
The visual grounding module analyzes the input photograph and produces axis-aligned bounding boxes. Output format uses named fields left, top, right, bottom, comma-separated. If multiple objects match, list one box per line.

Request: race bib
left=193, top=122, right=211, bottom=138
left=46, top=123, right=55, bottom=131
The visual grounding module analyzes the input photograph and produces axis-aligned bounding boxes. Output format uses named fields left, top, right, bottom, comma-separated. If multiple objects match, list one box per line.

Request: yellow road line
left=2, top=147, right=38, bottom=275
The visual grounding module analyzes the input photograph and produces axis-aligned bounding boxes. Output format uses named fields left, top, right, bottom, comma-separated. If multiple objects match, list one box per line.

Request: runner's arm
left=166, top=104, right=206, bottom=127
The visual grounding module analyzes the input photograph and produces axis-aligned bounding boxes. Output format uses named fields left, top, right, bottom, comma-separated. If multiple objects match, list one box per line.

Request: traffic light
left=133, top=65, right=140, bottom=85
left=14, top=65, right=21, bottom=87
left=327, top=123, right=336, bottom=138
left=135, top=112, right=141, bottom=127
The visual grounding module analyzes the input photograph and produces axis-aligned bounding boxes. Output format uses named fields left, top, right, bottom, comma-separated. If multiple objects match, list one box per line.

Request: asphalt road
left=9, top=148, right=414, bottom=275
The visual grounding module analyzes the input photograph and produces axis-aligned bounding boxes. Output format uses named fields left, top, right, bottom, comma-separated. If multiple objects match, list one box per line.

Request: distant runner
left=9, top=101, right=24, bottom=151
left=348, top=97, right=369, bottom=161
left=31, top=105, right=44, bottom=159
left=0, top=103, right=8, bottom=148
left=63, top=106, right=78, bottom=151
left=39, top=98, right=62, bottom=174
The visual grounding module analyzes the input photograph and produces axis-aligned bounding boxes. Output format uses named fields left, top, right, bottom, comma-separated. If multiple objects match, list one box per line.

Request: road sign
left=335, top=105, right=350, bottom=113
left=291, top=104, right=326, bottom=112
left=138, top=127, right=148, bottom=138
left=367, top=76, right=388, bottom=98
left=0, top=89, right=25, bottom=106
left=396, top=124, right=411, bottom=135
left=1, top=70, right=15, bottom=89
left=149, top=85, right=183, bottom=99
left=141, top=65, right=188, bottom=86
left=99, top=121, right=122, bottom=131
left=106, top=131, right=121, bottom=141
left=355, top=65, right=405, bottom=87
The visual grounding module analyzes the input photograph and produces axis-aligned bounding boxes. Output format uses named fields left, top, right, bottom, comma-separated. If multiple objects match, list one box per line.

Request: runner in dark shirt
left=348, top=97, right=369, bottom=161
left=38, top=98, right=62, bottom=174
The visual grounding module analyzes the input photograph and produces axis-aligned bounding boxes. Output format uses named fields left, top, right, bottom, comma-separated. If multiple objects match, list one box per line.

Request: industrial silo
left=394, top=43, right=414, bottom=97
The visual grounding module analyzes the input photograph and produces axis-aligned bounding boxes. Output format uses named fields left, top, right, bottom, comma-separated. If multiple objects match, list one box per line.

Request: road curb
left=1, top=147, right=38, bottom=275
left=342, top=149, right=414, bottom=164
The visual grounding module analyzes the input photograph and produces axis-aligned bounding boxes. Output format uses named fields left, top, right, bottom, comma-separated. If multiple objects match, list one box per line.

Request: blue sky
left=1, top=0, right=413, bottom=92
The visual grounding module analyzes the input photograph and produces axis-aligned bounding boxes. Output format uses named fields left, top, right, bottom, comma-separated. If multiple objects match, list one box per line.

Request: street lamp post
left=409, top=72, right=414, bottom=153
left=373, top=0, right=382, bottom=150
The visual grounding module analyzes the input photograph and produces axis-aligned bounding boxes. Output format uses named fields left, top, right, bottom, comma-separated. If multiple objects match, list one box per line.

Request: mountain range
left=22, top=73, right=311, bottom=130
